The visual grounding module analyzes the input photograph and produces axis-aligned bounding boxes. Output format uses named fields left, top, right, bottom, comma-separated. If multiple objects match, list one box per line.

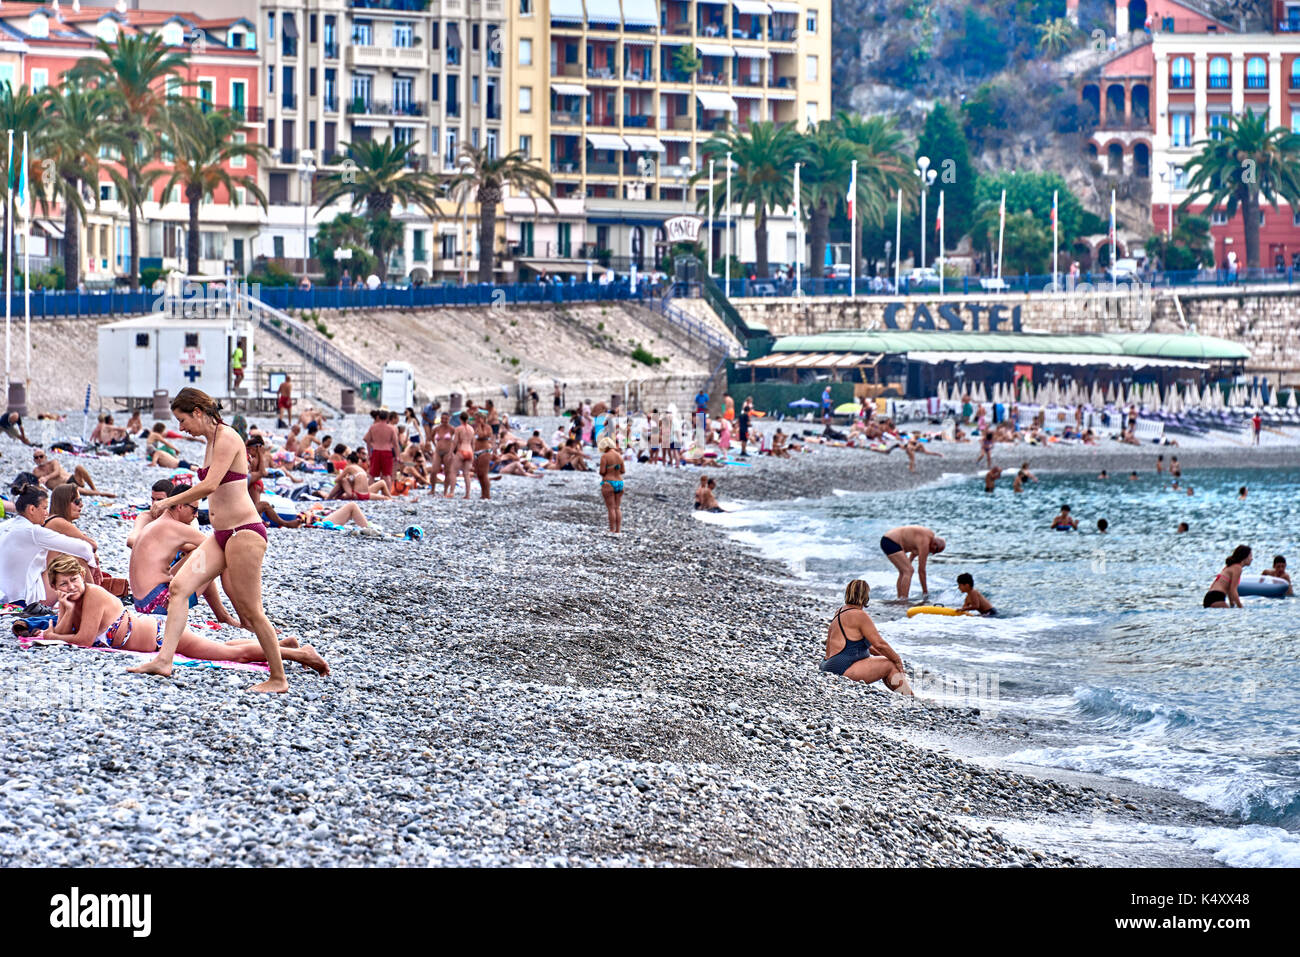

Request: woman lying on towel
left=255, top=500, right=370, bottom=530
left=38, top=556, right=329, bottom=674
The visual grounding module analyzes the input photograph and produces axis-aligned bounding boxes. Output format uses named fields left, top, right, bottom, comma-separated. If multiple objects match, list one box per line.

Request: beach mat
left=15, top=636, right=270, bottom=672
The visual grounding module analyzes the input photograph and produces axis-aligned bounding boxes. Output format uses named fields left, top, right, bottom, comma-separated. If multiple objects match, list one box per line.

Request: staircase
left=239, top=293, right=381, bottom=390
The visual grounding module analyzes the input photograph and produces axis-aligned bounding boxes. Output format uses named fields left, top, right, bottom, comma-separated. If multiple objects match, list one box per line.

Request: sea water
left=697, top=466, right=1300, bottom=864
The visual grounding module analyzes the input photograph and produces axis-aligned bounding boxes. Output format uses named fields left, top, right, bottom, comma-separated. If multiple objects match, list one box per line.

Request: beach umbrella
left=788, top=398, right=819, bottom=408
left=833, top=402, right=861, bottom=414
left=936, top=380, right=949, bottom=404
left=1289, top=389, right=1297, bottom=409
left=1252, top=385, right=1264, bottom=409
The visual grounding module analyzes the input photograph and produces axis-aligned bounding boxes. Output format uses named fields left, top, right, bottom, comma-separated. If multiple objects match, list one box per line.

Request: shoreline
left=1, top=420, right=1294, bottom=866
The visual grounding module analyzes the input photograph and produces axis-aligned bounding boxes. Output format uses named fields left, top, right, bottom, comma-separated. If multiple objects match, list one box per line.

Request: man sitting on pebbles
left=32, top=448, right=116, bottom=498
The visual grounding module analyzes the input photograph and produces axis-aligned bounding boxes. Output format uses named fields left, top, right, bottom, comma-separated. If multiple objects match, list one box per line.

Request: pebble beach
left=1, top=417, right=1291, bottom=868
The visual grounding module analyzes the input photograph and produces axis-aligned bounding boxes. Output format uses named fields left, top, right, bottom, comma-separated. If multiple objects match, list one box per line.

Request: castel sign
left=882, top=301, right=1024, bottom=332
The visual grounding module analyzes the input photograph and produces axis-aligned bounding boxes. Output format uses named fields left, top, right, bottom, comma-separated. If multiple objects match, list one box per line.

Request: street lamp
left=298, top=149, right=317, bottom=281
left=1158, top=161, right=1180, bottom=240
left=914, top=156, right=937, bottom=276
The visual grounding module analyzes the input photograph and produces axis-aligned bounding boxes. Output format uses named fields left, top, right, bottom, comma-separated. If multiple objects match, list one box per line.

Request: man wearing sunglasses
left=31, top=448, right=115, bottom=498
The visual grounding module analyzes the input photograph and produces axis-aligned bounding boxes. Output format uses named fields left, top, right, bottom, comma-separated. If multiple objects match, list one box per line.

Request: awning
left=550, top=0, right=585, bottom=21
left=623, top=36, right=657, bottom=45
left=585, top=133, right=629, bottom=150
left=521, top=259, right=591, bottom=274
left=765, top=91, right=796, bottom=100
left=743, top=352, right=882, bottom=370
left=768, top=0, right=800, bottom=12
left=622, top=0, right=659, bottom=27
left=624, top=134, right=666, bottom=152
left=732, top=0, right=773, bottom=13
left=695, top=43, right=735, bottom=57
left=905, top=352, right=1210, bottom=370
left=552, top=82, right=590, bottom=96
left=735, top=47, right=771, bottom=59
left=696, top=90, right=739, bottom=111
left=659, top=132, right=694, bottom=141
left=446, top=22, right=461, bottom=48
left=37, top=220, right=65, bottom=239
left=732, top=90, right=762, bottom=99
left=585, top=0, right=623, bottom=25
left=282, top=12, right=298, bottom=38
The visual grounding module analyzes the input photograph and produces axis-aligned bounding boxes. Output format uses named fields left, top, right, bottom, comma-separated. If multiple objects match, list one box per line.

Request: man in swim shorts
left=957, top=573, right=996, bottom=616
left=879, top=525, right=945, bottom=599
left=128, top=490, right=240, bottom=626
left=1, top=410, right=34, bottom=445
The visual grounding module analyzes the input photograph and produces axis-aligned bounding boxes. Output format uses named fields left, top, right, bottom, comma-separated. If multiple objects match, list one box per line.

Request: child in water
left=957, top=573, right=996, bottom=616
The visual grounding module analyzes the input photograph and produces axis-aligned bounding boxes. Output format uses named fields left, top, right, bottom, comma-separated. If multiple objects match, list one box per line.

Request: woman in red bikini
left=128, top=388, right=290, bottom=693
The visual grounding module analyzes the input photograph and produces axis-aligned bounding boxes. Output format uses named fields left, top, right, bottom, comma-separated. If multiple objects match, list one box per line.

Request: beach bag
left=10, top=471, right=39, bottom=497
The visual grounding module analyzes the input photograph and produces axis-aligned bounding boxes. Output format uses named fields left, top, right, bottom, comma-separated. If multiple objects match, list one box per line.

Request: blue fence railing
left=657, top=293, right=732, bottom=356
left=721, top=268, right=1300, bottom=299
left=9, top=281, right=653, bottom=320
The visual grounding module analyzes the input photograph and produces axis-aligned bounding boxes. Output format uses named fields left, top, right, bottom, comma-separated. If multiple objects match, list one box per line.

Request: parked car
left=827, top=263, right=851, bottom=279
left=906, top=267, right=942, bottom=289
left=1107, top=258, right=1141, bottom=280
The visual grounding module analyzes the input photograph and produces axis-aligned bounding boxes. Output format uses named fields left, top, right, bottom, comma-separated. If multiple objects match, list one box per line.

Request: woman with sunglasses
left=127, top=388, right=291, bottom=692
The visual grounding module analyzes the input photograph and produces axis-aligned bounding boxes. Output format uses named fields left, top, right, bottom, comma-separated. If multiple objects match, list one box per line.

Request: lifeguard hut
left=97, top=278, right=258, bottom=410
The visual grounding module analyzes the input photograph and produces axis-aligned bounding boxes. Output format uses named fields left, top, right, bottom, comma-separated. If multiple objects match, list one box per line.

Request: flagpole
left=21, top=131, right=29, bottom=389
left=893, top=188, right=901, bottom=291
left=793, top=161, right=802, bottom=297
left=4, top=129, right=12, bottom=409
left=1052, top=188, right=1059, bottom=291
left=938, top=189, right=945, bottom=296
left=1110, top=187, right=1117, bottom=288
left=996, top=187, right=1007, bottom=282
left=849, top=158, right=857, bottom=298
left=724, top=151, right=732, bottom=293
left=707, top=158, right=714, bottom=278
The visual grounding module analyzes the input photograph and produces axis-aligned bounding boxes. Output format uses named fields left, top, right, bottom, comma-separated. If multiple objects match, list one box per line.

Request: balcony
left=551, top=110, right=583, bottom=125
left=623, top=114, right=654, bottom=128
left=735, top=74, right=764, bottom=88
left=324, top=95, right=339, bottom=112
left=625, top=68, right=656, bottom=82
left=666, top=114, right=694, bottom=130
left=235, top=106, right=263, bottom=123
left=769, top=27, right=797, bottom=42
left=404, top=153, right=428, bottom=171
left=662, top=70, right=692, bottom=83
left=282, top=94, right=298, bottom=110
left=508, top=242, right=535, bottom=258
left=280, top=147, right=299, bottom=164
left=320, top=150, right=346, bottom=165
left=346, top=99, right=426, bottom=117
left=324, top=42, right=339, bottom=59
left=1170, top=76, right=1192, bottom=89
left=697, top=71, right=728, bottom=86
left=412, top=246, right=429, bottom=263
left=346, top=44, right=428, bottom=70
left=587, top=66, right=619, bottom=80
left=1246, top=75, right=1268, bottom=89
left=487, top=103, right=501, bottom=120
left=551, top=159, right=579, bottom=175
left=588, top=114, right=617, bottom=128
left=282, top=38, right=298, bottom=58
left=769, top=74, right=794, bottom=88
left=587, top=159, right=619, bottom=175
left=349, top=0, right=428, bottom=9
left=1208, top=75, right=1230, bottom=89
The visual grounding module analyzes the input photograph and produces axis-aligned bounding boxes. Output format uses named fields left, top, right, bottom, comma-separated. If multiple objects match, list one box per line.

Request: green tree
left=1145, top=214, right=1212, bottom=271
left=696, top=120, right=803, bottom=278
left=38, top=85, right=121, bottom=289
left=315, top=138, right=445, bottom=279
left=70, top=33, right=189, bottom=291
left=158, top=103, right=269, bottom=276
left=0, top=84, right=44, bottom=289
left=975, top=170, right=1099, bottom=247
left=971, top=206, right=1049, bottom=275
left=915, top=102, right=977, bottom=250
left=444, top=144, right=556, bottom=282
left=837, top=112, right=913, bottom=272
left=1036, top=17, right=1076, bottom=57
left=798, top=121, right=859, bottom=278
left=314, top=211, right=377, bottom=283
left=1179, top=109, right=1300, bottom=272
left=673, top=44, right=702, bottom=77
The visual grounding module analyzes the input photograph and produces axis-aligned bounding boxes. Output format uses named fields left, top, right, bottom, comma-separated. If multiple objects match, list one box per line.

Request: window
left=1171, top=112, right=1193, bottom=146
left=394, top=126, right=413, bottom=147
left=324, top=69, right=337, bottom=108
left=136, top=333, right=149, bottom=348
left=31, top=69, right=48, bottom=91
left=309, top=69, right=317, bottom=97
left=100, top=183, right=114, bottom=201
left=198, top=79, right=215, bottom=113
left=440, top=234, right=457, bottom=260
left=805, top=102, right=818, bottom=128
left=520, top=0, right=532, bottom=13
left=1209, top=57, right=1230, bottom=88
left=486, top=130, right=498, bottom=160
left=806, top=11, right=817, bottom=32
left=472, top=76, right=480, bottom=105
left=472, top=128, right=480, bottom=149
left=324, top=15, right=337, bottom=54
left=309, top=121, right=317, bottom=149
left=1292, top=59, right=1300, bottom=90
left=1174, top=168, right=1188, bottom=189
left=446, top=128, right=458, bottom=163
left=472, top=24, right=480, bottom=50
left=351, top=74, right=372, bottom=109
left=231, top=80, right=247, bottom=116
left=231, top=132, right=247, bottom=168
left=1209, top=111, right=1231, bottom=140
left=519, top=134, right=532, bottom=156
left=1293, top=210, right=1300, bottom=227
left=353, top=19, right=373, bottom=45
left=1171, top=56, right=1192, bottom=89
left=268, top=68, right=274, bottom=94
left=1212, top=210, right=1228, bottom=225
left=447, top=75, right=460, bottom=115
left=273, top=236, right=285, bottom=258
left=235, top=187, right=247, bottom=207
left=520, top=38, right=533, bottom=66
left=394, top=76, right=413, bottom=112
left=431, top=23, right=440, bottom=49
left=394, top=22, right=413, bottom=47
left=431, top=73, right=440, bottom=101
left=228, top=30, right=243, bottom=50
left=267, top=12, right=274, bottom=41
left=280, top=67, right=294, bottom=108
left=520, top=86, right=532, bottom=112
left=805, top=55, right=818, bottom=82
left=430, top=126, right=440, bottom=155
left=1247, top=56, right=1267, bottom=89
left=309, top=14, right=317, bottom=43
left=1292, top=110, right=1300, bottom=134
left=413, top=229, right=427, bottom=262
left=185, top=332, right=200, bottom=348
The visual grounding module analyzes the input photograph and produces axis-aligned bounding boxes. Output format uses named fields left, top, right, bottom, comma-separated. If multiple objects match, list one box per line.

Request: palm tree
left=837, top=111, right=913, bottom=273
left=696, top=120, right=802, bottom=278
left=798, top=121, right=859, bottom=278
left=0, top=83, right=44, bottom=288
left=38, top=85, right=122, bottom=290
left=314, top=138, right=444, bottom=279
left=70, top=33, right=189, bottom=291
left=1037, top=18, right=1076, bottom=57
left=157, top=102, right=269, bottom=276
left=1179, top=109, right=1300, bottom=273
left=444, top=145, right=556, bottom=282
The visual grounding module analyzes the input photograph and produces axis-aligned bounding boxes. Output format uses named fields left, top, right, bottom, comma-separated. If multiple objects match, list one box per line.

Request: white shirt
left=0, top=516, right=96, bottom=605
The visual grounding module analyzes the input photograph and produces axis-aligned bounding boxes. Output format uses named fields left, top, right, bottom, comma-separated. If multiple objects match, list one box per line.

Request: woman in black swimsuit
left=819, top=580, right=913, bottom=695
left=1203, top=544, right=1251, bottom=608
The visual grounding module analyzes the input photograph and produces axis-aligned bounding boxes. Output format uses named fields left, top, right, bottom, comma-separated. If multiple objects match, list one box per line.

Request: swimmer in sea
left=1098, top=470, right=1109, bottom=480
left=1050, top=504, right=1078, bottom=530
left=957, top=573, right=996, bottom=616
left=1097, top=518, right=1109, bottom=533
left=818, top=579, right=913, bottom=695
left=1262, top=555, right=1293, bottom=596
left=1238, top=486, right=1247, bottom=500
left=1203, top=544, right=1251, bottom=608
left=879, top=525, right=945, bottom=598
left=1177, top=522, right=1189, bottom=534
left=984, top=466, right=1003, bottom=493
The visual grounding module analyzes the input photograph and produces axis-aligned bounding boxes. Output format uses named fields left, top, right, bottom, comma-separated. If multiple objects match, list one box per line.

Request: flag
left=1050, top=191, right=1057, bottom=229
left=1109, top=191, right=1116, bottom=243
left=16, top=134, right=27, bottom=222
left=5, top=131, right=11, bottom=195
left=935, top=190, right=943, bottom=235
left=845, top=161, right=856, bottom=223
